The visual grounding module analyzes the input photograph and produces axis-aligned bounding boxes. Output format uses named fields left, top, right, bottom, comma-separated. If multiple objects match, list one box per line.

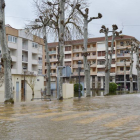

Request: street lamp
left=78, top=60, right=82, bottom=98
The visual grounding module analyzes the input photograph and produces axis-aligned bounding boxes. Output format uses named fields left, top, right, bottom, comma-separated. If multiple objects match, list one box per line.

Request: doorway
left=16, top=82, right=19, bottom=102
left=21, top=80, right=26, bottom=101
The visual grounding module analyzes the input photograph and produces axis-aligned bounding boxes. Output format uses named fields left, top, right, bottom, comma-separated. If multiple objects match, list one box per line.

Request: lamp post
left=78, top=60, right=82, bottom=98
left=23, top=70, right=27, bottom=101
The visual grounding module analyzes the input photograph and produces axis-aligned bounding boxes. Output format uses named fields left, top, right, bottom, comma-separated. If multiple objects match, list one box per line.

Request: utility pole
left=76, top=4, right=102, bottom=96
left=0, top=0, right=14, bottom=103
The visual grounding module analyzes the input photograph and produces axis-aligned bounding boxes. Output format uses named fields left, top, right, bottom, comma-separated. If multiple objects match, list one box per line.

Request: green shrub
left=74, top=83, right=83, bottom=92
left=74, top=84, right=83, bottom=97
left=109, top=82, right=117, bottom=93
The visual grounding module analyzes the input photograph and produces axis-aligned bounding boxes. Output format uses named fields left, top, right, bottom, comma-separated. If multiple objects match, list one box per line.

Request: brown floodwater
left=0, top=94, right=140, bottom=140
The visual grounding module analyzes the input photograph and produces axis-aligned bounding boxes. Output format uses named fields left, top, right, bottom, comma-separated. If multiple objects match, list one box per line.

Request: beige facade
left=43, top=35, right=139, bottom=91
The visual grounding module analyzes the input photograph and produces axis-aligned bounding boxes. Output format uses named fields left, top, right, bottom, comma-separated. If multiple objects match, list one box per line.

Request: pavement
left=0, top=94, right=140, bottom=140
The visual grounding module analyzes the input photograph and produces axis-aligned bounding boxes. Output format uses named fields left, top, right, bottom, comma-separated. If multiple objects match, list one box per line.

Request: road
left=0, top=94, right=140, bottom=140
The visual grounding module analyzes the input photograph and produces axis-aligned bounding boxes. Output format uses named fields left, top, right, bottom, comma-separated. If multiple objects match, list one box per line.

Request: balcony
left=97, top=71, right=105, bottom=76
left=22, top=45, right=28, bottom=51
left=97, top=64, right=105, bottom=68
left=116, top=62, right=130, bottom=66
left=117, top=53, right=130, bottom=58
left=32, top=60, right=38, bottom=65
left=116, top=71, right=130, bottom=75
left=73, top=71, right=84, bottom=76
left=8, top=42, right=18, bottom=50
left=90, top=71, right=97, bottom=75
left=49, top=51, right=56, bottom=55
left=38, top=71, right=42, bottom=75
left=45, top=66, right=56, bottom=69
left=64, top=58, right=72, bottom=61
left=11, top=56, right=17, bottom=62
left=73, top=49, right=83, bottom=53
left=73, top=56, right=83, bottom=60
left=11, top=69, right=17, bottom=74
left=64, top=51, right=72, bottom=54
left=73, top=64, right=84, bottom=68
left=87, top=56, right=96, bottom=59
left=32, top=71, right=37, bottom=75
left=22, top=57, right=28, bottom=63
left=90, top=64, right=96, bottom=67
left=38, top=60, right=42, bottom=65
left=51, top=73, right=56, bottom=76
left=50, top=59, right=58, bottom=62
left=87, top=48, right=96, bottom=51
left=117, top=45, right=131, bottom=50
left=32, top=48, right=38, bottom=54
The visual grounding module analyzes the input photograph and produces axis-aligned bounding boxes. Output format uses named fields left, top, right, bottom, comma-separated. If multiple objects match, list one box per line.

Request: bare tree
left=26, top=1, right=53, bottom=96
left=47, top=0, right=85, bottom=99
left=100, top=25, right=122, bottom=95
left=135, top=43, right=140, bottom=92
left=0, top=67, right=4, bottom=87
left=0, top=0, right=14, bottom=103
left=76, top=4, right=102, bottom=96
left=24, top=74, right=37, bottom=99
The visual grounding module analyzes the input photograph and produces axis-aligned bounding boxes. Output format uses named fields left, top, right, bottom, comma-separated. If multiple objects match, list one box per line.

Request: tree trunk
left=130, top=46, right=133, bottom=93
left=104, top=33, right=109, bottom=95
left=43, top=26, right=51, bottom=96
left=105, top=32, right=115, bottom=95
left=83, top=18, right=90, bottom=96
left=124, top=60, right=126, bottom=93
left=0, top=0, right=13, bottom=103
left=136, top=46, right=140, bottom=92
left=58, top=0, right=65, bottom=99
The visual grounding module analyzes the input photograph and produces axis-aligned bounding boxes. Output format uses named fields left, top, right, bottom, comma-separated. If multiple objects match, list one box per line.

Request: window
left=54, top=55, right=56, bottom=58
left=92, top=52, right=96, bottom=56
left=50, top=56, right=52, bottom=59
left=120, top=42, right=124, bottom=46
left=76, top=54, right=79, bottom=57
left=32, top=42, right=38, bottom=48
left=120, top=67, right=124, bottom=71
left=126, top=67, right=130, bottom=71
left=53, top=70, right=56, bottom=73
left=8, top=35, right=17, bottom=43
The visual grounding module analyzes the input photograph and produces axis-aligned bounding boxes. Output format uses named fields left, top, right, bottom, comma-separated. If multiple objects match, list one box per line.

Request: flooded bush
left=74, top=84, right=83, bottom=97
left=109, top=82, right=117, bottom=93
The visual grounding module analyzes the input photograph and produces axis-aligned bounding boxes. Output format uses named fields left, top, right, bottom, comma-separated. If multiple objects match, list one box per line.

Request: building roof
left=48, top=35, right=137, bottom=48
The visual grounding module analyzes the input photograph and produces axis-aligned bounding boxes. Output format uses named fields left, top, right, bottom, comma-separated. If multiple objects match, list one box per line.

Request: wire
left=6, top=16, right=140, bottom=27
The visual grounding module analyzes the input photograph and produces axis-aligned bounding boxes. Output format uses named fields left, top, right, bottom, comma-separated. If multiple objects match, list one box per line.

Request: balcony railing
left=73, top=64, right=84, bottom=68
left=38, top=60, right=42, bottom=65
left=22, top=45, right=28, bottom=50
left=38, top=71, right=42, bottom=75
left=73, top=49, right=83, bottom=52
left=117, top=53, right=130, bottom=57
left=87, top=48, right=96, bottom=51
left=49, top=51, right=56, bottom=54
left=22, top=57, right=28, bottom=62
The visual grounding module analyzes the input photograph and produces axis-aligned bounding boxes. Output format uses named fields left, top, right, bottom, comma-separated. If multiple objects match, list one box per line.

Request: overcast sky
left=5, top=0, right=140, bottom=42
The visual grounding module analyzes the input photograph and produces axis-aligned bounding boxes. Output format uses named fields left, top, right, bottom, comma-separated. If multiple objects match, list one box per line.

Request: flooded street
left=0, top=94, right=140, bottom=140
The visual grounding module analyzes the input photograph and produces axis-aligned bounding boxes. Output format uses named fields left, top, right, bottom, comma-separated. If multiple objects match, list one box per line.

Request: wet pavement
left=0, top=94, right=140, bottom=140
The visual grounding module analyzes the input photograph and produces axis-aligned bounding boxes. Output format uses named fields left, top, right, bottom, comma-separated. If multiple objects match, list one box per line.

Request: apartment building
left=44, top=35, right=139, bottom=93
left=0, top=25, right=45, bottom=102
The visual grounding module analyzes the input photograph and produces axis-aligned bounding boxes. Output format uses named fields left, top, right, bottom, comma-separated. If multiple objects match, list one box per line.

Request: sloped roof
left=48, top=35, right=137, bottom=48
